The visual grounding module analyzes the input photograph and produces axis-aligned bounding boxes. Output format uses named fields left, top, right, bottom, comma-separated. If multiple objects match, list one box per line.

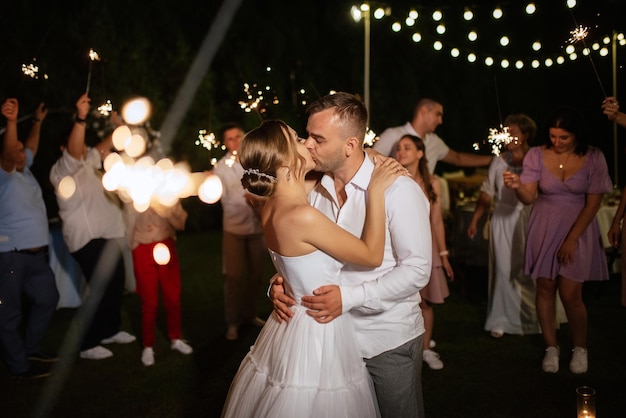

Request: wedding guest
left=374, top=98, right=492, bottom=173
left=49, top=93, right=135, bottom=360
left=503, top=106, right=612, bottom=374
left=603, top=96, right=626, bottom=307
left=396, top=134, right=453, bottom=370
left=0, top=99, right=59, bottom=378
left=126, top=201, right=192, bottom=366
left=212, top=123, right=267, bottom=341
left=467, top=114, right=544, bottom=337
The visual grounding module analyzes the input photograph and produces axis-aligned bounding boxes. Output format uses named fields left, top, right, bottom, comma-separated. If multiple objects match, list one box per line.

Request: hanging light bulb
left=463, top=8, right=473, bottom=21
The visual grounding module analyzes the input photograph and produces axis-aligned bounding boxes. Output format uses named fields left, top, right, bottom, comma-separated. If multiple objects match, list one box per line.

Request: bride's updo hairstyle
left=240, top=120, right=299, bottom=197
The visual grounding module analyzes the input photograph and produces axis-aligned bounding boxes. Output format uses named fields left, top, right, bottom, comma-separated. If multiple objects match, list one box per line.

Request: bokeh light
left=153, top=243, right=171, bottom=265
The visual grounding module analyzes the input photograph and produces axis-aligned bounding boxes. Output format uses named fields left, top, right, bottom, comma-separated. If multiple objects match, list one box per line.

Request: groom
left=270, top=92, right=432, bottom=417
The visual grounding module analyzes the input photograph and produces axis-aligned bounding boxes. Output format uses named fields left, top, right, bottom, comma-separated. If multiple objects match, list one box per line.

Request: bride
left=221, top=120, right=403, bottom=418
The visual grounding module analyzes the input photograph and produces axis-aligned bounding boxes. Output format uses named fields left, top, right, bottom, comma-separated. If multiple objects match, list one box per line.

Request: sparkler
left=364, top=128, right=378, bottom=147
left=18, top=59, right=48, bottom=92
left=486, top=125, right=514, bottom=157
left=86, top=48, right=101, bottom=94
left=472, top=125, right=516, bottom=157
left=98, top=100, right=113, bottom=116
left=473, top=77, right=517, bottom=157
left=195, top=130, right=219, bottom=150
left=567, top=12, right=607, bottom=97
left=568, top=25, right=589, bottom=43
left=237, top=82, right=279, bottom=122
left=21, top=62, right=39, bottom=79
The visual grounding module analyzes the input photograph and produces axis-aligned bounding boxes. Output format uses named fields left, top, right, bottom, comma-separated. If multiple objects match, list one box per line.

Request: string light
left=463, top=8, right=473, bottom=21
left=359, top=3, right=625, bottom=71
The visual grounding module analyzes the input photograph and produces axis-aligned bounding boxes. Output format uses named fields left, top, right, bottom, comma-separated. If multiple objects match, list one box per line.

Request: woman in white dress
left=467, top=114, right=542, bottom=337
left=221, top=120, right=403, bottom=418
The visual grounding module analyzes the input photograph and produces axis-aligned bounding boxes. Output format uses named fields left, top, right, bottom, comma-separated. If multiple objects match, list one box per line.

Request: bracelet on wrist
left=439, top=250, right=449, bottom=257
left=75, top=116, right=87, bottom=124
left=33, top=118, right=41, bottom=123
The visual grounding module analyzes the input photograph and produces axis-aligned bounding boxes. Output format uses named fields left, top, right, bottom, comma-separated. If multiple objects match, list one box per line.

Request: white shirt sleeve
left=341, top=178, right=432, bottom=313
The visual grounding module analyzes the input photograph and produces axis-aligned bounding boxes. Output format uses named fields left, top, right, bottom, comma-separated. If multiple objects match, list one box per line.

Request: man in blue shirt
left=0, top=98, right=59, bottom=378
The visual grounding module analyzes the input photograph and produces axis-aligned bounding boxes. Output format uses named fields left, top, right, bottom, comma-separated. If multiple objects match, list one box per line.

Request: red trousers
left=132, top=238, right=182, bottom=347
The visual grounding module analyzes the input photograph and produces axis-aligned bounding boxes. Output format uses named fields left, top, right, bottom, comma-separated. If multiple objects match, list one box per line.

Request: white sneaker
left=429, top=340, right=437, bottom=349
left=141, top=347, right=154, bottom=366
left=226, top=324, right=238, bottom=341
left=423, top=349, right=444, bottom=370
left=80, top=345, right=113, bottom=360
left=542, top=346, right=560, bottom=373
left=171, top=339, right=193, bottom=355
left=101, top=331, right=136, bottom=345
left=570, top=347, right=588, bottom=374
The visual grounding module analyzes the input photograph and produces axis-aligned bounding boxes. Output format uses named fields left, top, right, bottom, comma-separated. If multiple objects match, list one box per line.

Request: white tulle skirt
left=221, top=307, right=379, bottom=418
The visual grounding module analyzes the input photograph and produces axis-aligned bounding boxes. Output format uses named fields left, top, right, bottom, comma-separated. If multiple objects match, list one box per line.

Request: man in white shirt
left=374, top=98, right=492, bottom=174
left=271, top=92, right=432, bottom=417
left=212, top=123, right=266, bottom=341
left=49, top=93, right=135, bottom=360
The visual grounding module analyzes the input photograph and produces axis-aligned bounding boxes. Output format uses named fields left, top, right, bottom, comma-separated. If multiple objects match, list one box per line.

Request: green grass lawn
left=1, top=229, right=625, bottom=417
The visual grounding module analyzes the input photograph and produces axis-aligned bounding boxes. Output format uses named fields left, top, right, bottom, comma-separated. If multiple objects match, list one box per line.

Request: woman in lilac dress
left=503, top=106, right=612, bottom=374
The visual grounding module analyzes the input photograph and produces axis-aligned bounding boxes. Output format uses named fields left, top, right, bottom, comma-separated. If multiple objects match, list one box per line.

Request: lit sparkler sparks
left=472, top=125, right=516, bottom=157
left=237, top=82, right=279, bottom=119
left=21, top=62, right=39, bottom=79
left=364, top=128, right=378, bottom=147
left=86, top=48, right=101, bottom=94
left=89, top=48, right=101, bottom=62
left=238, top=83, right=263, bottom=113
left=568, top=25, right=589, bottom=44
left=486, top=125, right=514, bottom=156
left=98, top=100, right=113, bottom=116
left=195, top=130, right=219, bottom=150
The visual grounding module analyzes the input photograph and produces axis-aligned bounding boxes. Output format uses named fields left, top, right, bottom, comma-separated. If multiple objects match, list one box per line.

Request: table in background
left=445, top=173, right=486, bottom=213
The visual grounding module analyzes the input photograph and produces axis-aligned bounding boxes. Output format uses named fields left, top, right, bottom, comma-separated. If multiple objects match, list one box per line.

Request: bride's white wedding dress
left=221, top=249, right=379, bottom=418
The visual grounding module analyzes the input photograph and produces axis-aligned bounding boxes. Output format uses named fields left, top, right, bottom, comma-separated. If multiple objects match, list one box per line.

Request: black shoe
left=12, top=363, right=51, bottom=379
left=28, top=352, right=59, bottom=362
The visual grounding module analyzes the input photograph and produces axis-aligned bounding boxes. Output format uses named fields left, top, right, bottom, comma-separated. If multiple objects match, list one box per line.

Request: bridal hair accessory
left=243, top=168, right=277, bottom=183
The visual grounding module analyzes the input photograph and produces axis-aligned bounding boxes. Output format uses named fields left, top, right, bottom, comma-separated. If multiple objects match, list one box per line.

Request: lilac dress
left=520, top=146, right=613, bottom=282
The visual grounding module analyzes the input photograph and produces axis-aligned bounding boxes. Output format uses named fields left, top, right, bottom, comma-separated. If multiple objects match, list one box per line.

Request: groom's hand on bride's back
left=301, top=285, right=342, bottom=324
left=270, top=276, right=296, bottom=322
